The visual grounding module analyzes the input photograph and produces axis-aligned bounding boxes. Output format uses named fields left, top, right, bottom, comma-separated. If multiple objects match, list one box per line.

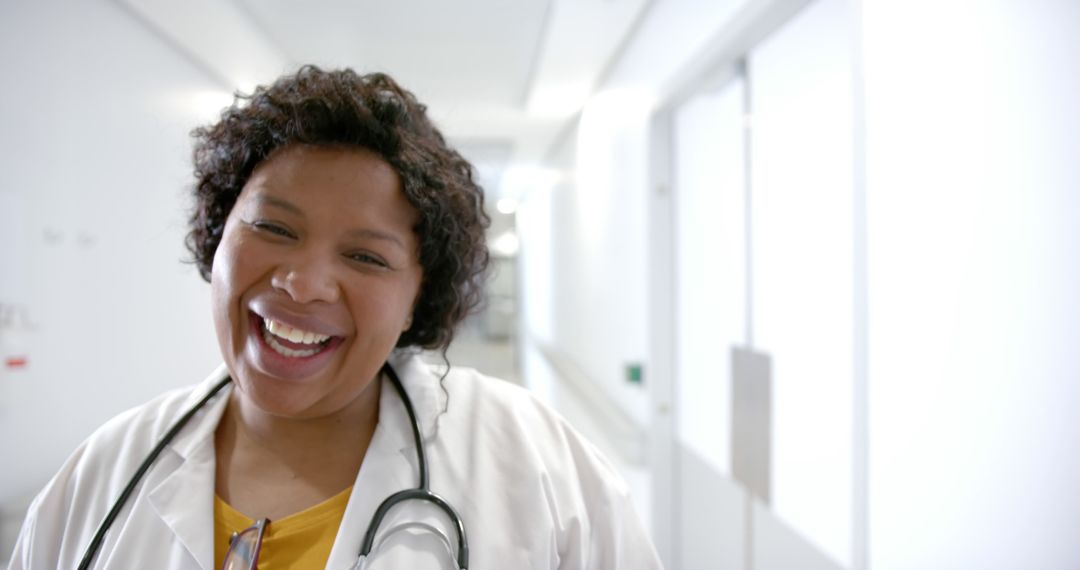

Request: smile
left=261, top=317, right=334, bottom=359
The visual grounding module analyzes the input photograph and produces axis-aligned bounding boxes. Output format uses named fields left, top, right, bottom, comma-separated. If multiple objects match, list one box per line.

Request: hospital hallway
left=3, top=0, right=1080, bottom=568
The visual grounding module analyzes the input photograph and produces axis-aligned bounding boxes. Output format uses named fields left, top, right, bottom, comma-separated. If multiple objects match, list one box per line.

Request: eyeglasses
left=222, top=518, right=270, bottom=570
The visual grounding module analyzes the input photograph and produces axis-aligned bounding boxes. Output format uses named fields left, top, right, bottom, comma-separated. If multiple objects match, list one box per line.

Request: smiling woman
left=8, top=66, right=662, bottom=570
left=212, top=146, right=422, bottom=422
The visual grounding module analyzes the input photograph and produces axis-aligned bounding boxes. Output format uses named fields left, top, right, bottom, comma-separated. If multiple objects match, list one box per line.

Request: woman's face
left=210, top=145, right=423, bottom=419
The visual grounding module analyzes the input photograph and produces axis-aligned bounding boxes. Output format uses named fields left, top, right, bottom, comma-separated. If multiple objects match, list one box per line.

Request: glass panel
left=748, top=0, right=855, bottom=564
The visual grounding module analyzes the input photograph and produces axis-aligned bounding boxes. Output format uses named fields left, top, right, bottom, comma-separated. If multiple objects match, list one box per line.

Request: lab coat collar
left=137, top=355, right=445, bottom=570
left=151, top=353, right=444, bottom=463
left=150, top=352, right=446, bottom=458
left=148, top=363, right=233, bottom=570
left=324, top=350, right=447, bottom=569
left=382, top=350, right=447, bottom=448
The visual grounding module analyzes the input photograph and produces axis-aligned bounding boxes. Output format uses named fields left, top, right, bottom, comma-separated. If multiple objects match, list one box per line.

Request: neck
left=228, top=380, right=381, bottom=454
left=214, top=375, right=381, bottom=517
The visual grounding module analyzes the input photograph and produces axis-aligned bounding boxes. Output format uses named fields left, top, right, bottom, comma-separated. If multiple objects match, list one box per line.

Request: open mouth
left=254, top=314, right=340, bottom=359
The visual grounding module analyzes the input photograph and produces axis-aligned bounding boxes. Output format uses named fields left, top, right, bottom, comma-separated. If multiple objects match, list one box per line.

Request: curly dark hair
left=186, top=65, right=490, bottom=351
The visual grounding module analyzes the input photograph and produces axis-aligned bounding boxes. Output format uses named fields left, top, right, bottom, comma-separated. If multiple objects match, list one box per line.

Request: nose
left=270, top=255, right=341, bottom=305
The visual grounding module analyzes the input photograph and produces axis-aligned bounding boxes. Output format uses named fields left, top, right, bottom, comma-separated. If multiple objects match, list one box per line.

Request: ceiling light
left=526, top=82, right=592, bottom=118
left=500, top=165, right=562, bottom=200
left=236, top=79, right=258, bottom=95
left=190, top=90, right=234, bottom=123
left=496, top=198, right=518, bottom=215
left=491, top=232, right=520, bottom=257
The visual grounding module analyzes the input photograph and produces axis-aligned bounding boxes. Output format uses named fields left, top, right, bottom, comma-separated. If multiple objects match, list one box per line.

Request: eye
left=250, top=220, right=296, bottom=239
left=347, top=251, right=390, bottom=268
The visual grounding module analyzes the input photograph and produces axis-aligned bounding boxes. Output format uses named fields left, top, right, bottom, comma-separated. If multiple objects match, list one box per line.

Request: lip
left=248, top=298, right=347, bottom=338
left=246, top=311, right=345, bottom=381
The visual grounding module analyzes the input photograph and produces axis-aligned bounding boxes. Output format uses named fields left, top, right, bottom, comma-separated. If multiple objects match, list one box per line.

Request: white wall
left=0, top=0, right=222, bottom=522
left=665, top=1, right=858, bottom=566
left=525, top=0, right=1080, bottom=568
left=517, top=0, right=762, bottom=444
left=863, top=0, right=1080, bottom=568
left=748, top=0, right=855, bottom=562
left=673, top=77, right=746, bottom=477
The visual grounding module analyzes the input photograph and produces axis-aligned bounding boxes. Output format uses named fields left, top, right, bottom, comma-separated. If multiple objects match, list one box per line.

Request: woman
left=9, top=67, right=662, bottom=569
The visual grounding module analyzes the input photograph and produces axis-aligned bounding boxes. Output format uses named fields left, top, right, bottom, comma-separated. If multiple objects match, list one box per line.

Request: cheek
left=348, top=286, right=416, bottom=333
left=211, top=221, right=244, bottom=277
left=210, top=273, right=232, bottom=325
left=209, top=232, right=250, bottom=336
left=210, top=247, right=236, bottom=311
left=210, top=225, right=261, bottom=296
left=209, top=266, right=240, bottom=356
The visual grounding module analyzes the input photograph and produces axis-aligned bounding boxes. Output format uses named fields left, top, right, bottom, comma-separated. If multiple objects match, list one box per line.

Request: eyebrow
left=255, top=194, right=407, bottom=250
left=258, top=195, right=303, bottom=216
left=348, top=228, right=407, bottom=250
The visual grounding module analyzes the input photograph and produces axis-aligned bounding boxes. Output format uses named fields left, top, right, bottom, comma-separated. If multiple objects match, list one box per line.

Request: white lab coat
left=9, top=351, right=663, bottom=569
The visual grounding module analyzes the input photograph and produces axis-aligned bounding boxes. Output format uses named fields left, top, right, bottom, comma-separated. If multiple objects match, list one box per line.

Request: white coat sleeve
left=573, top=458, right=664, bottom=569
left=550, top=422, right=664, bottom=570
left=7, top=442, right=89, bottom=570
left=581, top=482, right=663, bottom=569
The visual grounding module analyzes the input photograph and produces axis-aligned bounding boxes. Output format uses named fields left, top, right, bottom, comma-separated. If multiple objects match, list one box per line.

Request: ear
left=404, top=281, right=423, bottom=332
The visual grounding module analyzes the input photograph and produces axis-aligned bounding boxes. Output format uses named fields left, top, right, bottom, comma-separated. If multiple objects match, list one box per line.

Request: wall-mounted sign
left=0, top=301, right=35, bottom=372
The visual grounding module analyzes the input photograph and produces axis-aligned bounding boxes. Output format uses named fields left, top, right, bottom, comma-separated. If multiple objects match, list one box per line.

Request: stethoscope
left=77, top=363, right=469, bottom=570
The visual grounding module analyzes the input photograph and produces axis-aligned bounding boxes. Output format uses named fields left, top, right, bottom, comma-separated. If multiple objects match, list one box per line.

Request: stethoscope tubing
left=366, top=364, right=469, bottom=569
left=76, top=363, right=469, bottom=569
left=77, top=376, right=232, bottom=570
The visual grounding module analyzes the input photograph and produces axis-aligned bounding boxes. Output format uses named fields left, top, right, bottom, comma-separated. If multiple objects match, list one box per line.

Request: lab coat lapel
left=390, top=351, right=445, bottom=443
left=324, top=352, right=445, bottom=569
left=147, top=372, right=232, bottom=570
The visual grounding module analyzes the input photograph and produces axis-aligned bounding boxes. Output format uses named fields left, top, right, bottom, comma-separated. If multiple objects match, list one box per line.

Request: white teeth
left=262, top=318, right=331, bottom=345
left=263, top=329, right=322, bottom=358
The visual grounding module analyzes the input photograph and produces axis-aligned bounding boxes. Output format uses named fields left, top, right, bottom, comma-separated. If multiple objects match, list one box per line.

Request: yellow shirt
left=214, top=487, right=352, bottom=569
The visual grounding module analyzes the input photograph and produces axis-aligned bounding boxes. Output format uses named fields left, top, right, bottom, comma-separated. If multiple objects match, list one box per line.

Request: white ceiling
left=116, top=0, right=650, bottom=198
